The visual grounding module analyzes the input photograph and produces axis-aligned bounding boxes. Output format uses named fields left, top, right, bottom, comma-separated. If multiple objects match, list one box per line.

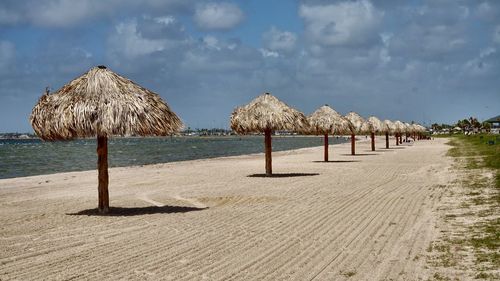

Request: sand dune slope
left=0, top=137, right=451, bottom=280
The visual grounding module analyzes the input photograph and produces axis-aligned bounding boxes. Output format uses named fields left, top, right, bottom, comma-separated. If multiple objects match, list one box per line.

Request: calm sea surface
left=0, top=136, right=348, bottom=179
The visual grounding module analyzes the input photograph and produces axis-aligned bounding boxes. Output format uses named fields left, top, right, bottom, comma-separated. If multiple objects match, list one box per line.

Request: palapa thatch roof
left=307, top=105, right=352, bottom=135
left=409, top=123, right=419, bottom=133
left=404, top=122, right=412, bottom=133
left=30, top=66, right=183, bottom=141
left=361, top=116, right=384, bottom=134
left=382, top=119, right=395, bottom=133
left=344, top=111, right=365, bottom=134
left=230, top=93, right=308, bottom=134
left=393, top=120, right=406, bottom=133
left=417, top=124, right=426, bottom=132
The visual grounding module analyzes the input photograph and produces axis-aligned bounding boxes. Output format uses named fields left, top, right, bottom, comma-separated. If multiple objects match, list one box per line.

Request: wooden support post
left=396, top=133, right=399, bottom=146
left=324, top=134, right=329, bottom=162
left=400, top=135, right=403, bottom=144
left=371, top=132, right=375, bottom=151
left=351, top=134, right=356, bottom=155
left=97, top=135, right=109, bottom=214
left=264, top=129, right=272, bottom=176
left=385, top=132, right=389, bottom=149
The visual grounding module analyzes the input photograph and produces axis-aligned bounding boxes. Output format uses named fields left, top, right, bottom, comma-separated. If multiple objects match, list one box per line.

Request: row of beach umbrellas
left=30, top=66, right=426, bottom=214
left=231, top=93, right=427, bottom=175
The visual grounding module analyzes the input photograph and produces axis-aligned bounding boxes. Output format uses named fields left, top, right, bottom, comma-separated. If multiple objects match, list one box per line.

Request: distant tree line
left=0, top=132, right=38, bottom=139
left=182, top=127, right=234, bottom=136
left=431, top=116, right=492, bottom=134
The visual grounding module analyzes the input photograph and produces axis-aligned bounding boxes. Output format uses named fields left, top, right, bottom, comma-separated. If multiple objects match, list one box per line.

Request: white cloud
left=154, top=16, right=176, bottom=25
left=494, top=25, right=500, bottom=44
left=480, top=47, right=496, bottom=58
left=109, top=21, right=168, bottom=59
left=262, top=27, right=297, bottom=52
left=299, top=0, right=383, bottom=46
left=476, top=1, right=498, bottom=21
left=194, top=2, right=243, bottom=30
left=463, top=47, right=496, bottom=76
left=31, top=0, right=94, bottom=27
left=0, top=0, right=197, bottom=27
left=380, top=32, right=393, bottom=47
left=259, top=48, right=279, bottom=58
left=202, top=35, right=221, bottom=50
left=0, top=8, right=21, bottom=25
left=379, top=48, right=391, bottom=65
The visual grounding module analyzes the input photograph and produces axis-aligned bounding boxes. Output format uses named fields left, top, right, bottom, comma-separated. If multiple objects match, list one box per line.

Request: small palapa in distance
left=307, top=105, right=352, bottom=162
left=230, top=93, right=308, bottom=176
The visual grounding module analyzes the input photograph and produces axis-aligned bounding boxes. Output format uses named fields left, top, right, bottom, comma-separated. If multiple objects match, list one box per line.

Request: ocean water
left=0, top=136, right=348, bottom=179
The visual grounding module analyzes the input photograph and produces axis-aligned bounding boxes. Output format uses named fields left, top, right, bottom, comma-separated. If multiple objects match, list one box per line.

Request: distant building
left=484, top=115, right=500, bottom=134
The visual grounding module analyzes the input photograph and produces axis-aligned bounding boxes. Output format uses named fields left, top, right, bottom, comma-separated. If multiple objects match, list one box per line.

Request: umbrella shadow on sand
left=341, top=153, right=378, bottom=156
left=67, top=205, right=207, bottom=217
left=312, top=160, right=360, bottom=163
left=248, top=173, right=319, bottom=178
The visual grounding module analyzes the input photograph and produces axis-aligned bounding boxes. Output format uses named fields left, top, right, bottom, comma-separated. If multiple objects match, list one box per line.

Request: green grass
left=443, top=134, right=500, bottom=273
left=446, top=134, right=499, bottom=188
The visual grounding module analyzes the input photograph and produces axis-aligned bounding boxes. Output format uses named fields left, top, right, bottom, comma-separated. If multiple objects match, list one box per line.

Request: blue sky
left=0, top=0, right=499, bottom=132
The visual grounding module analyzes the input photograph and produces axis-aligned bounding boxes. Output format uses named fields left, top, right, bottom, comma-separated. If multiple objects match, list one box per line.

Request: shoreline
left=0, top=135, right=355, bottom=181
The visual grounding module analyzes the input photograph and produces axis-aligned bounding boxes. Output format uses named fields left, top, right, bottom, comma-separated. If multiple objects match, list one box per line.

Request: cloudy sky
left=1, top=0, right=499, bottom=132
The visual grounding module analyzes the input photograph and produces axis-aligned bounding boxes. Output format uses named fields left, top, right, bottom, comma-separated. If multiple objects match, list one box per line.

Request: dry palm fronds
left=361, top=116, right=384, bottom=134
left=230, top=93, right=308, bottom=134
left=382, top=119, right=396, bottom=134
left=307, top=105, right=352, bottom=135
left=31, top=66, right=183, bottom=140
left=344, top=111, right=365, bottom=134
left=393, top=120, right=406, bottom=133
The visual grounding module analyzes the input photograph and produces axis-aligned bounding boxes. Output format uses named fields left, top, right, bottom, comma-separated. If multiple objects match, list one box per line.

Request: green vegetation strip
left=445, top=134, right=499, bottom=279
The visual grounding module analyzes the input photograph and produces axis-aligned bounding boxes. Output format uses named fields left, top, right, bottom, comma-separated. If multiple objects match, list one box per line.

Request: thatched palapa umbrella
left=416, top=124, right=426, bottom=139
left=308, top=105, right=352, bottom=161
left=361, top=116, right=383, bottom=151
left=393, top=120, right=405, bottom=145
left=30, top=66, right=183, bottom=214
left=230, top=93, right=308, bottom=176
left=344, top=112, right=365, bottom=155
left=382, top=120, right=395, bottom=148
left=404, top=122, right=412, bottom=142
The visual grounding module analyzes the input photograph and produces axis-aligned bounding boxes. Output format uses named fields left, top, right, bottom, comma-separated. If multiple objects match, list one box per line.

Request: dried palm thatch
left=382, top=119, right=396, bottom=133
left=30, top=66, right=183, bottom=214
left=382, top=119, right=396, bottom=149
left=307, top=105, right=352, bottom=135
left=361, top=116, right=383, bottom=134
left=408, top=124, right=420, bottom=140
left=404, top=122, right=412, bottom=133
left=307, top=105, right=352, bottom=161
left=344, top=111, right=365, bottom=155
left=402, top=122, right=412, bottom=142
left=230, top=93, right=308, bottom=175
left=393, top=120, right=405, bottom=133
left=230, top=93, right=308, bottom=134
left=414, top=124, right=427, bottom=140
left=31, top=66, right=182, bottom=140
left=393, top=120, right=406, bottom=145
left=344, top=112, right=365, bottom=134
left=361, top=116, right=384, bottom=151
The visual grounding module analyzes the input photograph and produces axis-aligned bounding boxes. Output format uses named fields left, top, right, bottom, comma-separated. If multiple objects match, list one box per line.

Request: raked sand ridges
left=0, top=137, right=452, bottom=280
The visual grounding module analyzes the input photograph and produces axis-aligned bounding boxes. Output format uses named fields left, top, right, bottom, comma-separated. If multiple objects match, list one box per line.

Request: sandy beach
left=0, top=137, right=453, bottom=280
